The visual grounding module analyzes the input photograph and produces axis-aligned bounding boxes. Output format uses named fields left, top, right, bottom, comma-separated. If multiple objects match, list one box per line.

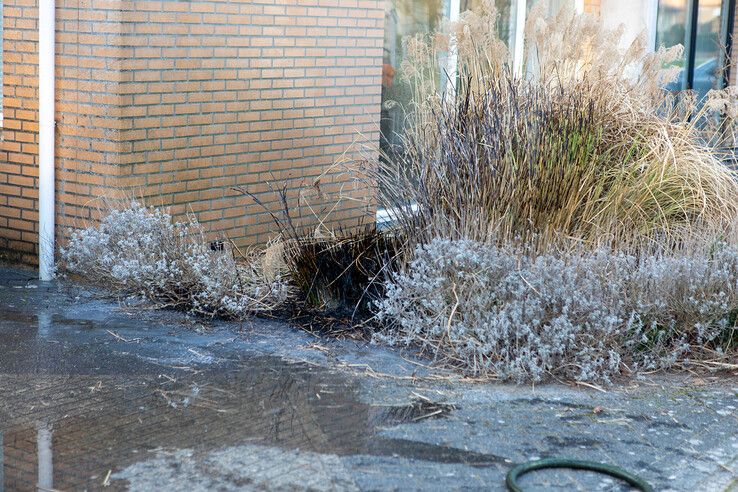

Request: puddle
left=0, top=290, right=482, bottom=490
left=0, top=347, right=474, bottom=491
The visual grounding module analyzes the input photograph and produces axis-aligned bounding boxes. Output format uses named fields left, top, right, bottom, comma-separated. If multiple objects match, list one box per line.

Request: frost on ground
left=375, top=238, right=738, bottom=383
left=112, top=445, right=360, bottom=492
left=61, top=202, right=290, bottom=318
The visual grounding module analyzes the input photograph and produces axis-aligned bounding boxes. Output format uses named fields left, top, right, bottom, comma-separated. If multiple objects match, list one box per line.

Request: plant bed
left=61, top=5, right=738, bottom=384
left=375, top=238, right=738, bottom=383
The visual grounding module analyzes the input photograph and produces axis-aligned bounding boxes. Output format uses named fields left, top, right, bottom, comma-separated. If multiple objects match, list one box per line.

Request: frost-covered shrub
left=62, top=202, right=290, bottom=318
left=375, top=239, right=738, bottom=383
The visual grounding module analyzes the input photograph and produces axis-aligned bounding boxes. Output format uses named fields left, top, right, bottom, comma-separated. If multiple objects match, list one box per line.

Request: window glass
left=529, top=0, right=570, bottom=16
left=461, top=0, right=519, bottom=50
left=657, top=0, right=688, bottom=90
left=692, top=0, right=722, bottom=100
left=657, top=0, right=725, bottom=99
left=381, top=0, right=446, bottom=160
left=380, top=0, right=519, bottom=162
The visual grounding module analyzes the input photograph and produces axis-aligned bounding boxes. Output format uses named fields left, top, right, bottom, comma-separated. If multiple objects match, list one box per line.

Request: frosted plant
left=375, top=239, right=738, bottom=383
left=62, top=202, right=290, bottom=318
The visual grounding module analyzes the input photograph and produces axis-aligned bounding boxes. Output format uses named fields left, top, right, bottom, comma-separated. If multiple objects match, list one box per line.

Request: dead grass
left=234, top=182, right=399, bottom=320
left=365, top=2, right=738, bottom=258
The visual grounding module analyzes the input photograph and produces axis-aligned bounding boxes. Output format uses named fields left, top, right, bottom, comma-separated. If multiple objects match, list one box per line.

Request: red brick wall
left=0, top=0, right=384, bottom=264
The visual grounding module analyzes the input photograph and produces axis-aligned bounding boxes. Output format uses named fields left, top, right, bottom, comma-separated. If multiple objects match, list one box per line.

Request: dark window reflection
left=381, top=0, right=445, bottom=164
left=692, top=0, right=723, bottom=100
left=659, top=0, right=727, bottom=102
left=656, top=0, right=688, bottom=70
left=380, top=0, right=518, bottom=170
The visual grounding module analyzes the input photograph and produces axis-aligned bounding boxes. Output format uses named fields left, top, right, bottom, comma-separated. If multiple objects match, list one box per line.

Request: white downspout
left=445, top=0, right=461, bottom=95
left=646, top=0, right=659, bottom=52
left=39, top=0, right=55, bottom=281
left=512, top=0, right=527, bottom=78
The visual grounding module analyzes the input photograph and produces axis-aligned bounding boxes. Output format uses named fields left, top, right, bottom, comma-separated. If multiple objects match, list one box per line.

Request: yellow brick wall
left=0, top=1, right=128, bottom=264
left=583, top=0, right=601, bottom=16
left=114, top=0, right=384, bottom=244
left=0, top=0, right=384, bottom=264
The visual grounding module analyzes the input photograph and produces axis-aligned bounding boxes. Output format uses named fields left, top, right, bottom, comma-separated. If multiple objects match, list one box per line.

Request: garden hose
left=506, top=457, right=654, bottom=492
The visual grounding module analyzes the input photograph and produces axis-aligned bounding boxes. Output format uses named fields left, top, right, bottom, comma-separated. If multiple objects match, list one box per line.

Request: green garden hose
left=506, top=457, right=654, bottom=492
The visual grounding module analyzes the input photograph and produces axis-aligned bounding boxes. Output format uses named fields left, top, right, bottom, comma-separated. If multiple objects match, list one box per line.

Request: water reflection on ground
left=0, top=355, right=471, bottom=491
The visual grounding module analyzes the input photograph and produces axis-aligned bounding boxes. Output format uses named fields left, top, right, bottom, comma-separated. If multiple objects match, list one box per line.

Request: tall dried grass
left=371, top=2, right=738, bottom=254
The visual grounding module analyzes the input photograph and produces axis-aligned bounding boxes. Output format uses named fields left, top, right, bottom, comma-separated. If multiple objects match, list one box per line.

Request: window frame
left=656, top=0, right=736, bottom=90
left=717, top=0, right=736, bottom=88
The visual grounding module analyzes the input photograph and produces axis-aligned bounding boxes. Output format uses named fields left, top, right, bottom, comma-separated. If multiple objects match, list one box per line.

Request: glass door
left=692, top=0, right=725, bottom=99
left=380, top=0, right=447, bottom=162
left=656, top=0, right=689, bottom=76
left=657, top=0, right=735, bottom=100
left=379, top=0, right=521, bottom=162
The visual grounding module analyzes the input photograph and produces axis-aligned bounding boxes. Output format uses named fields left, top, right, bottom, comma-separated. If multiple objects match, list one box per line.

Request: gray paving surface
left=0, top=266, right=736, bottom=491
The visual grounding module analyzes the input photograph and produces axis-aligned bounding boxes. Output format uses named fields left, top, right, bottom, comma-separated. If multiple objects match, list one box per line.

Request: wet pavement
left=0, top=266, right=737, bottom=491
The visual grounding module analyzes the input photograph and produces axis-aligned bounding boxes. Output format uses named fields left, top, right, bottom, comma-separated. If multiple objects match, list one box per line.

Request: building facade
left=0, top=0, right=736, bottom=267
left=0, top=0, right=384, bottom=265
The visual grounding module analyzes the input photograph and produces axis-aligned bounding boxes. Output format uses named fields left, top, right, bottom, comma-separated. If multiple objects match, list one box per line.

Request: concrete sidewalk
left=0, top=266, right=736, bottom=491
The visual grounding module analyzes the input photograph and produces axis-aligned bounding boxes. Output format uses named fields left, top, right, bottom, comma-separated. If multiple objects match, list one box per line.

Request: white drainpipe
left=39, top=0, right=55, bottom=281
left=513, top=0, right=527, bottom=78
left=445, top=0, right=460, bottom=95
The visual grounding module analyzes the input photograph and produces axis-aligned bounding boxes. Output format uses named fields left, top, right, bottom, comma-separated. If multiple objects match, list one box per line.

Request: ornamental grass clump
left=62, top=202, right=290, bottom=318
left=371, top=2, right=738, bottom=253
left=375, top=238, right=738, bottom=383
